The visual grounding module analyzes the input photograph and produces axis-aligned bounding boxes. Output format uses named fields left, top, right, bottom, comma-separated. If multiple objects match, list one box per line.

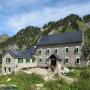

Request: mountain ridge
left=0, top=14, right=90, bottom=53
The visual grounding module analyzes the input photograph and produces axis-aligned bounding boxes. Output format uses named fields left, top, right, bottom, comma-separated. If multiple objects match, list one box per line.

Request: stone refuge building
left=2, top=31, right=89, bottom=75
left=2, top=48, right=36, bottom=75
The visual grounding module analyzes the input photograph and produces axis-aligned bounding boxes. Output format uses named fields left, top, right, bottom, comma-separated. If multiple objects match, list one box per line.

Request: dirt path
left=23, top=68, right=74, bottom=83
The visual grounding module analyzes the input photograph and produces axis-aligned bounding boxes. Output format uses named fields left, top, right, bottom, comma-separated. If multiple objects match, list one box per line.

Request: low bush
left=44, top=78, right=70, bottom=90
left=80, top=70, right=90, bottom=79
left=0, top=72, right=44, bottom=90
left=70, top=78, right=90, bottom=90
left=67, top=70, right=80, bottom=78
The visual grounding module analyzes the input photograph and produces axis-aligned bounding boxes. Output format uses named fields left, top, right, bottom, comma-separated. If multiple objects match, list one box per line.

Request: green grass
left=44, top=78, right=70, bottom=90
left=0, top=67, right=90, bottom=90
left=67, top=66, right=90, bottom=78
left=66, top=70, right=80, bottom=78
left=77, top=20, right=87, bottom=30
left=44, top=67, right=90, bottom=90
left=0, top=72, right=44, bottom=90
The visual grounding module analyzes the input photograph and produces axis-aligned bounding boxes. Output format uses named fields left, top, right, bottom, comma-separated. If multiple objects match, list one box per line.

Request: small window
left=75, top=47, right=79, bottom=54
left=8, top=68, right=11, bottom=72
left=26, top=59, right=30, bottom=63
left=46, top=58, right=49, bottom=62
left=76, top=58, right=80, bottom=64
left=76, top=48, right=79, bottom=53
left=39, top=58, right=43, bottom=62
left=6, top=58, right=11, bottom=63
left=18, top=59, right=23, bottom=63
left=38, top=50, right=41, bottom=55
left=64, top=57, right=68, bottom=64
left=46, top=58, right=49, bottom=64
left=32, top=59, right=35, bottom=63
left=65, top=47, right=69, bottom=53
left=4, top=67, right=6, bottom=73
left=46, top=49, right=49, bottom=55
left=54, top=49, right=58, bottom=54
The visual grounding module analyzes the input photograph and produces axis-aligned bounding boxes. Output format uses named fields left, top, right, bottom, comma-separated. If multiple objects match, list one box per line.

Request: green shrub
left=28, top=73, right=44, bottom=84
left=0, top=72, right=44, bottom=90
left=70, top=78, right=90, bottom=90
left=44, top=78, right=70, bottom=90
left=67, top=71, right=76, bottom=77
left=67, top=70, right=80, bottom=78
left=80, top=70, right=90, bottom=79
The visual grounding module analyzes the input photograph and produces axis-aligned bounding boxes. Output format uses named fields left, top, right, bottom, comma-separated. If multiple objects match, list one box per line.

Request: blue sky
left=0, top=0, right=90, bottom=36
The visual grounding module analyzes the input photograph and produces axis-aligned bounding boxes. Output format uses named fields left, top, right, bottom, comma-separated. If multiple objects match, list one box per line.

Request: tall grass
left=44, top=67, right=90, bottom=90
left=0, top=67, right=90, bottom=90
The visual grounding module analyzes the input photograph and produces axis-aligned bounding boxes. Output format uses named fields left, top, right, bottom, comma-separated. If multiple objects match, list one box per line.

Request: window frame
left=75, top=46, right=80, bottom=54
left=26, top=59, right=30, bottom=63
left=18, top=58, right=23, bottom=63
left=54, top=48, right=58, bottom=54
left=64, top=57, right=68, bottom=64
left=8, top=68, right=11, bottom=72
left=4, top=67, right=6, bottom=73
left=32, top=58, right=36, bottom=63
left=46, top=49, right=49, bottom=55
left=46, top=58, right=49, bottom=64
left=6, top=58, right=11, bottom=64
left=39, top=58, right=43, bottom=62
left=38, top=49, right=42, bottom=55
left=65, top=47, right=69, bottom=53
left=76, top=57, right=80, bottom=64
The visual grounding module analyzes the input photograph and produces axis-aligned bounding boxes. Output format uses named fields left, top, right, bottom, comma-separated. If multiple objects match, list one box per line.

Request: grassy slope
left=0, top=66, right=90, bottom=90
left=0, top=73, right=44, bottom=90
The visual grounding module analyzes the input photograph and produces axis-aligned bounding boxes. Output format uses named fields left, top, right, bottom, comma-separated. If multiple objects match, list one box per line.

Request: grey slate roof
left=37, top=31, right=83, bottom=46
left=8, top=48, right=36, bottom=59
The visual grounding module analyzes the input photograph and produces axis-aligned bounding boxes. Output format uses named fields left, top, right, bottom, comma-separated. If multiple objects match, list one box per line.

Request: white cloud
left=5, top=1, right=90, bottom=33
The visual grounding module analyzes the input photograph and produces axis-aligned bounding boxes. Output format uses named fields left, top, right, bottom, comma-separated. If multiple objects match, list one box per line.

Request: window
left=74, top=47, right=79, bottom=54
left=38, top=50, right=41, bottom=55
left=32, top=59, right=35, bottom=63
left=26, top=59, right=30, bottom=63
left=8, top=68, right=11, bottom=72
left=46, top=49, right=49, bottom=55
left=64, top=57, right=68, bottom=64
left=39, top=58, right=43, bottom=62
left=76, top=58, right=80, bottom=64
left=54, top=49, right=58, bottom=54
left=6, top=58, right=11, bottom=63
left=46, top=58, right=49, bottom=62
left=76, top=48, right=79, bottom=53
left=4, top=67, right=6, bottom=73
left=65, top=47, right=69, bottom=53
left=18, top=59, right=23, bottom=63
left=46, top=58, right=49, bottom=64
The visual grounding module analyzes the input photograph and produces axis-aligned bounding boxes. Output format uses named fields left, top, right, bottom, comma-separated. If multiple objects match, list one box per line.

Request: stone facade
left=2, top=53, right=37, bottom=75
left=35, top=42, right=85, bottom=68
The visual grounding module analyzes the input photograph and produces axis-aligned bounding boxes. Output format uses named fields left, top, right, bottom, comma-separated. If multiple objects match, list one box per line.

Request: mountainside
left=42, top=14, right=89, bottom=35
left=0, top=26, right=41, bottom=52
left=0, top=14, right=90, bottom=53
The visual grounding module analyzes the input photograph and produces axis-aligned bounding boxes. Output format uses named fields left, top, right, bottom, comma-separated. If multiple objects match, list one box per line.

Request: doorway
left=49, top=54, right=57, bottom=71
